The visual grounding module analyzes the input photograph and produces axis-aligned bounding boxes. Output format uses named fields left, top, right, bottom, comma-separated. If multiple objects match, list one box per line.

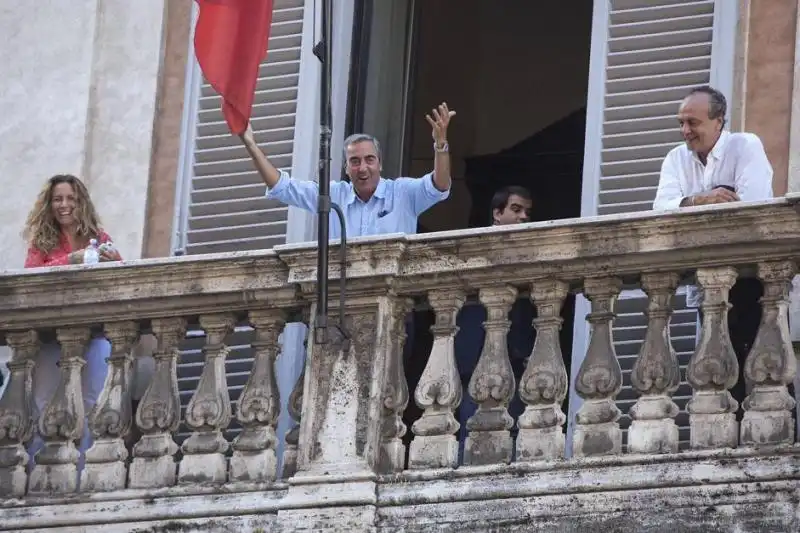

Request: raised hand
left=240, top=121, right=256, bottom=146
left=425, top=102, right=456, bottom=146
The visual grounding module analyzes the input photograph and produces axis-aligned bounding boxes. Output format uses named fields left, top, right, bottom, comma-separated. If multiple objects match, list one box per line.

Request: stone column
left=279, top=300, right=390, bottom=531
left=178, top=314, right=235, bottom=484
left=128, top=317, right=186, bottom=488
left=378, top=297, right=412, bottom=473
left=464, top=285, right=517, bottom=465
left=628, top=273, right=681, bottom=454
left=0, top=330, right=39, bottom=497
left=741, top=261, right=797, bottom=445
left=573, top=277, right=623, bottom=457
left=517, top=279, right=569, bottom=461
left=409, top=289, right=465, bottom=469
left=29, top=327, right=91, bottom=494
left=229, top=309, right=286, bottom=482
left=686, top=267, right=739, bottom=449
left=83, top=321, right=139, bottom=491
left=295, top=307, right=382, bottom=474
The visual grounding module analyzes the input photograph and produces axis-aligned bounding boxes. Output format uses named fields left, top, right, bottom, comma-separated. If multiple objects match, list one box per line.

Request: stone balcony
left=1, top=199, right=800, bottom=532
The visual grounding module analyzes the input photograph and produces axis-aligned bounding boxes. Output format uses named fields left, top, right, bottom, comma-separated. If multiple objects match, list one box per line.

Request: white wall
left=0, top=0, right=165, bottom=270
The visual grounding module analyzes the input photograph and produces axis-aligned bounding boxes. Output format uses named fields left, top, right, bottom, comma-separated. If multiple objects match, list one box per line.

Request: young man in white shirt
left=653, top=86, right=774, bottom=407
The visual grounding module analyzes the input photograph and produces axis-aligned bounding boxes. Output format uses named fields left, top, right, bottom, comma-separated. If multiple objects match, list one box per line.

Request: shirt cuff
left=423, top=171, right=451, bottom=199
left=654, top=196, right=684, bottom=211
left=265, top=170, right=291, bottom=199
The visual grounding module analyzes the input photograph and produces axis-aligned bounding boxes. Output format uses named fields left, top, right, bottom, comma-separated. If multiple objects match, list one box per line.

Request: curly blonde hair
left=23, top=175, right=102, bottom=254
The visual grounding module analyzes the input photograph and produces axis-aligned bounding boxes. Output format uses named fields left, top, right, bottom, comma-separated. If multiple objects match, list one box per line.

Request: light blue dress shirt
left=266, top=170, right=450, bottom=239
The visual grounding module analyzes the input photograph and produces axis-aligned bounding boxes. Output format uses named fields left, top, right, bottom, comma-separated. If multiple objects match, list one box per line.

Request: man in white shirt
left=653, top=86, right=773, bottom=209
left=653, top=86, right=774, bottom=407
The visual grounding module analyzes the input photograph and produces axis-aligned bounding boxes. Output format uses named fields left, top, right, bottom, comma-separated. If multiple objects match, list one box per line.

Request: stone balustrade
left=1, top=198, right=799, bottom=532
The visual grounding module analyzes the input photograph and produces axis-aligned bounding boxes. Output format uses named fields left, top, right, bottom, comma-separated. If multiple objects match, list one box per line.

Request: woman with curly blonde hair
left=23, top=174, right=121, bottom=485
left=23, top=174, right=120, bottom=266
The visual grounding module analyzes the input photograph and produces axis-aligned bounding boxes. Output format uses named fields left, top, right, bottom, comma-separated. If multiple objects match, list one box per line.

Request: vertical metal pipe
left=314, top=0, right=334, bottom=344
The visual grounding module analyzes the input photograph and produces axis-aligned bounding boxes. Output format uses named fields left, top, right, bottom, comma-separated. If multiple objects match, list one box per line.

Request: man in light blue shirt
left=239, top=102, right=457, bottom=238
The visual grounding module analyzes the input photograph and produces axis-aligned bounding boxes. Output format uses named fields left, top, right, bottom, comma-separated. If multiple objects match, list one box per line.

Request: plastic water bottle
left=84, top=239, right=100, bottom=264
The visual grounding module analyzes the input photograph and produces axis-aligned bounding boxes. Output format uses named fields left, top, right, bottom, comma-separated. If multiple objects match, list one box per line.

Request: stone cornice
left=0, top=250, right=293, bottom=329
left=0, top=200, right=797, bottom=329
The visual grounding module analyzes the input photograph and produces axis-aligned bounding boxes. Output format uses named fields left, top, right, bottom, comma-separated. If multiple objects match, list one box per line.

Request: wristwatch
left=434, top=141, right=449, bottom=153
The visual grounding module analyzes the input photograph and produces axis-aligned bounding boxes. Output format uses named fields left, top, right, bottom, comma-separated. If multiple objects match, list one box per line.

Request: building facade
left=4, top=0, right=800, bottom=446
left=2, top=0, right=798, bottom=265
left=1, top=1, right=800, bottom=531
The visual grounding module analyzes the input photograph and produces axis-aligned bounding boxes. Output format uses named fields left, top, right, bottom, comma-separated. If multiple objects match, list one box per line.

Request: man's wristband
left=434, top=141, right=449, bottom=153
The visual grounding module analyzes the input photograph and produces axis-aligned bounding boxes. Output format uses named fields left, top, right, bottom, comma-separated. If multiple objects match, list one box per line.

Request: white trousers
left=27, top=338, right=110, bottom=482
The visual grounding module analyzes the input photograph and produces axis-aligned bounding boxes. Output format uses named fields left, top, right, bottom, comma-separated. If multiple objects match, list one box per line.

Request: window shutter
left=185, top=0, right=306, bottom=255
left=578, top=0, right=730, bottom=450
left=175, top=0, right=308, bottom=445
left=600, top=0, right=716, bottom=215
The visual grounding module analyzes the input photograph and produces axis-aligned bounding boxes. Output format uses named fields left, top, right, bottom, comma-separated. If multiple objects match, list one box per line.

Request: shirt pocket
left=373, top=203, right=406, bottom=235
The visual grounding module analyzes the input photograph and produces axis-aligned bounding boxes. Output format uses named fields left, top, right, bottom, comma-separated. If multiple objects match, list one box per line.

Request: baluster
left=409, top=289, right=464, bottom=469
left=464, top=285, right=516, bottom=465
left=230, top=309, right=285, bottom=482
left=128, top=317, right=186, bottom=488
left=179, top=314, right=235, bottom=484
left=517, top=279, right=569, bottom=461
left=282, top=367, right=304, bottom=479
left=573, top=277, right=623, bottom=457
left=628, top=273, right=681, bottom=454
left=83, top=321, right=139, bottom=491
left=378, top=297, right=412, bottom=473
left=29, top=327, right=91, bottom=493
left=0, top=331, right=39, bottom=496
left=282, top=314, right=309, bottom=479
left=741, top=261, right=797, bottom=445
left=686, top=267, right=739, bottom=449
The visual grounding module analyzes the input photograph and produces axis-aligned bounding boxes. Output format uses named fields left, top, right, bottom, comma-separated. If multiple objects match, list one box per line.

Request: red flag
left=194, top=0, right=274, bottom=135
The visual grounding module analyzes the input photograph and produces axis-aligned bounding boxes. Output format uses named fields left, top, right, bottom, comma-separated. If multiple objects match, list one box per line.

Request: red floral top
left=24, top=231, right=116, bottom=268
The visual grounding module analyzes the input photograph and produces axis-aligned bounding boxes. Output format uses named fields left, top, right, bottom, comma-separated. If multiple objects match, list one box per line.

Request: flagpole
left=313, top=0, right=348, bottom=347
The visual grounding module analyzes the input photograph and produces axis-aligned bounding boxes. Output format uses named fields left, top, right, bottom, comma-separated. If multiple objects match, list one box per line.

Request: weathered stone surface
left=378, top=297, right=413, bottom=474
left=517, top=279, right=569, bottom=461
left=409, top=290, right=464, bottom=469
left=83, top=321, right=139, bottom=492
left=687, top=267, right=740, bottom=450
left=377, top=451, right=800, bottom=533
left=0, top=330, right=38, bottom=497
left=29, top=327, right=91, bottom=494
left=128, top=318, right=186, bottom=489
left=573, top=278, right=623, bottom=457
left=229, top=309, right=286, bottom=483
left=628, top=273, right=681, bottom=455
left=464, top=285, right=516, bottom=466
left=0, top=450, right=796, bottom=532
left=294, top=296, right=389, bottom=479
left=0, top=202, right=799, bottom=530
left=741, top=260, right=798, bottom=446
left=179, top=314, right=235, bottom=485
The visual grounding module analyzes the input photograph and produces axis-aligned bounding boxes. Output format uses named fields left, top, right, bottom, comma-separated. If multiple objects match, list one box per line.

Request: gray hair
left=687, top=85, right=727, bottom=127
left=342, top=133, right=382, bottom=164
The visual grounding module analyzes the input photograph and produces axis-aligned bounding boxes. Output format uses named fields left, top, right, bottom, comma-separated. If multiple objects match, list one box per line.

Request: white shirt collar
left=691, top=130, right=729, bottom=165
